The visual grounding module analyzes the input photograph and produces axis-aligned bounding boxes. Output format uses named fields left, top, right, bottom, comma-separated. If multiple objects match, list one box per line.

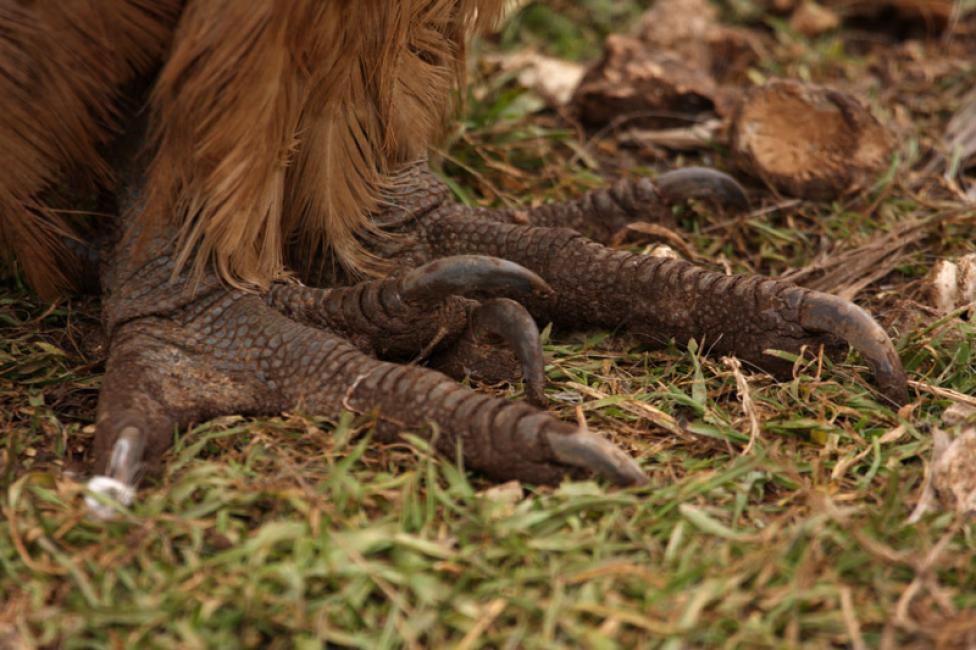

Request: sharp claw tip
left=656, top=167, right=750, bottom=212
left=403, top=255, right=552, bottom=304
left=798, top=292, right=909, bottom=407
left=547, top=428, right=649, bottom=487
left=618, top=462, right=651, bottom=487
left=85, top=475, right=135, bottom=520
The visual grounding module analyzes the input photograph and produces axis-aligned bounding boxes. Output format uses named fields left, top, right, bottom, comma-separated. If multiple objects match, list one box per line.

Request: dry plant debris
left=635, top=0, right=764, bottom=84
left=910, top=404, right=976, bottom=521
left=789, top=2, right=842, bottom=37
left=827, top=0, right=957, bottom=27
left=572, top=34, right=719, bottom=128
left=771, top=0, right=956, bottom=27
left=571, top=0, right=764, bottom=131
left=570, top=0, right=894, bottom=200
left=486, top=50, right=586, bottom=107
left=730, top=79, right=893, bottom=199
left=927, top=253, right=976, bottom=317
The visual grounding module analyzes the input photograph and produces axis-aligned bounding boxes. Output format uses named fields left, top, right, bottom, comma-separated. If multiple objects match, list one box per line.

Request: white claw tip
left=85, top=476, right=135, bottom=520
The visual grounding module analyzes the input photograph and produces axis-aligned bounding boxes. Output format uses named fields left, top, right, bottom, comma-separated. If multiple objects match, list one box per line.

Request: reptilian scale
left=0, top=1, right=907, bottom=515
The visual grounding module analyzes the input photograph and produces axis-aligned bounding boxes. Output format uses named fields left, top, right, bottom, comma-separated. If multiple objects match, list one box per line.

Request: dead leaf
left=490, top=51, right=586, bottom=107
left=573, top=35, right=717, bottom=129
left=790, top=2, right=841, bottom=37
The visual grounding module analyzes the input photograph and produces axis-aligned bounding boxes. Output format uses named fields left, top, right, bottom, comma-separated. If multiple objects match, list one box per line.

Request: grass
left=2, top=2, right=976, bottom=648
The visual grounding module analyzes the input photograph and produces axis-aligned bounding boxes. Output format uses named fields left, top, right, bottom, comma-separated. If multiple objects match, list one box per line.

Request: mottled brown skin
left=91, top=151, right=908, bottom=500
left=344, top=161, right=905, bottom=398
left=93, top=141, right=645, bottom=488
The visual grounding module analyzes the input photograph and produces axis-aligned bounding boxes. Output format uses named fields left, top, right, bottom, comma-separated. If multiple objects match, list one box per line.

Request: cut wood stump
left=730, top=79, right=893, bottom=200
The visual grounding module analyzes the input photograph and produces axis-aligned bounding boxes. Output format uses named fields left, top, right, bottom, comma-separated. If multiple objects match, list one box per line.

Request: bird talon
left=655, top=167, right=750, bottom=212
left=470, top=298, right=548, bottom=407
left=400, top=255, right=553, bottom=305
left=797, top=291, right=909, bottom=405
left=545, top=428, right=649, bottom=487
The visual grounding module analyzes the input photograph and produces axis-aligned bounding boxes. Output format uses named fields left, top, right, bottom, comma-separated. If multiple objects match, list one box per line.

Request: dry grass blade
left=567, top=381, right=683, bottom=435
left=943, top=86, right=976, bottom=173
left=722, top=356, right=761, bottom=454
left=454, top=598, right=507, bottom=650
left=840, top=586, right=868, bottom=650
left=782, top=220, right=927, bottom=299
left=910, top=380, right=976, bottom=408
left=611, top=221, right=701, bottom=261
left=621, top=118, right=723, bottom=151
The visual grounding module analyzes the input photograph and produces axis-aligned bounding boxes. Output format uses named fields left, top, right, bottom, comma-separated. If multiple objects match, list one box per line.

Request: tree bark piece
left=572, top=35, right=717, bottom=129
left=636, top=0, right=764, bottom=84
left=572, top=0, right=768, bottom=130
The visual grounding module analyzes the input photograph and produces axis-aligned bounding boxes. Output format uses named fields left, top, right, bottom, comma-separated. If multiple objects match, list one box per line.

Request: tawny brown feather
left=1, top=0, right=504, bottom=297
left=147, top=0, right=506, bottom=289
left=0, top=0, right=180, bottom=299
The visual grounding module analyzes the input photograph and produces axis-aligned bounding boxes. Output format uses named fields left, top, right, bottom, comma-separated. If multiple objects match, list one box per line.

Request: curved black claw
left=470, top=298, right=547, bottom=407
left=655, top=167, right=750, bottom=213
left=546, top=428, right=649, bottom=486
left=401, top=255, right=553, bottom=305
left=798, top=292, right=909, bottom=405
left=267, top=254, right=554, bottom=360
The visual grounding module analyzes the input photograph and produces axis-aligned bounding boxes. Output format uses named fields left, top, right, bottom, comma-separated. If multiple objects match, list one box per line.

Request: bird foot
left=87, top=161, right=908, bottom=516
left=91, top=225, right=648, bottom=515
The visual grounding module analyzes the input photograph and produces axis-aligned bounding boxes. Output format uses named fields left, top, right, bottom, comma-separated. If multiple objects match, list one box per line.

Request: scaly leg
left=87, top=203, right=646, bottom=517
left=356, top=162, right=908, bottom=405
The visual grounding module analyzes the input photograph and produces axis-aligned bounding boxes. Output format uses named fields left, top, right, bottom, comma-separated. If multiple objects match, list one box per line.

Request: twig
left=723, top=356, right=761, bottom=454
